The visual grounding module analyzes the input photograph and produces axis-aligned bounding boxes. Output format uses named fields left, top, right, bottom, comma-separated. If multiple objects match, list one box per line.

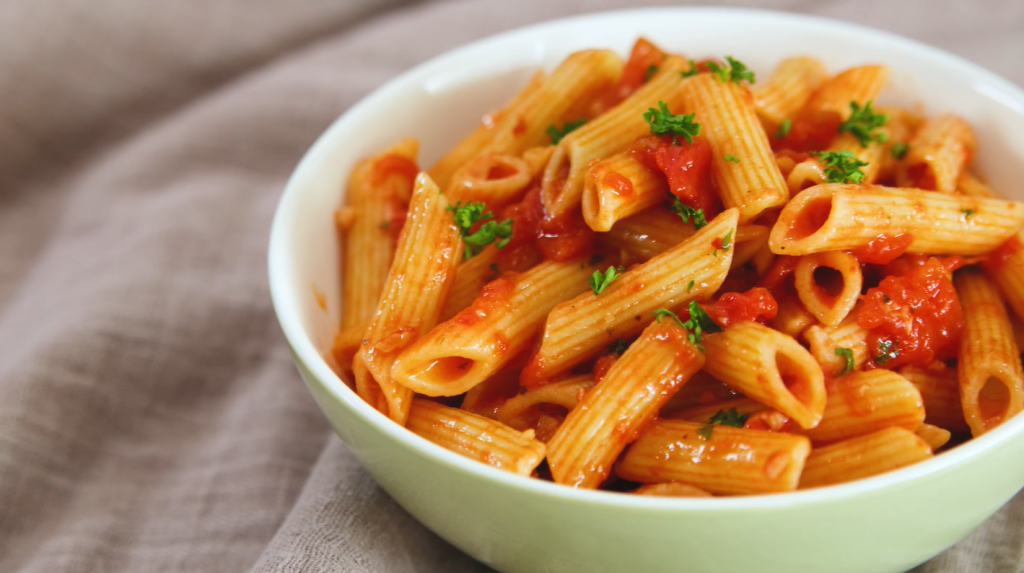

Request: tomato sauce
left=785, top=197, right=832, bottom=242
left=592, top=38, right=667, bottom=114
left=453, top=275, right=517, bottom=327
left=700, top=288, right=779, bottom=328
left=593, top=354, right=617, bottom=383
left=984, top=235, right=1023, bottom=268
left=851, top=233, right=914, bottom=265
left=857, top=257, right=964, bottom=370
left=602, top=172, right=635, bottom=199
left=629, top=135, right=716, bottom=213
left=757, top=256, right=800, bottom=293
left=773, top=109, right=842, bottom=152
left=500, top=187, right=595, bottom=262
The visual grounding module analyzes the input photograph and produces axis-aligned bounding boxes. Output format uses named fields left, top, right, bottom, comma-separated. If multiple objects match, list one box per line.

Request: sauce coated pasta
left=330, top=38, right=1024, bottom=495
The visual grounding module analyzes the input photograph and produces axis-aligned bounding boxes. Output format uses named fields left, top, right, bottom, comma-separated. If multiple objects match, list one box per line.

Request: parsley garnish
left=709, top=408, right=749, bottom=428
left=644, top=64, right=659, bottom=82
left=687, top=280, right=695, bottom=293
left=379, top=221, right=390, bottom=230
left=607, top=339, right=629, bottom=357
left=652, top=301, right=721, bottom=352
left=447, top=201, right=513, bottom=259
left=813, top=151, right=868, bottom=184
left=697, top=424, right=714, bottom=440
left=487, top=263, right=499, bottom=280
left=724, top=154, right=740, bottom=163
left=546, top=118, right=586, bottom=145
left=890, top=142, right=909, bottom=160
left=713, top=229, right=733, bottom=257
left=835, top=347, right=854, bottom=376
left=681, top=59, right=700, bottom=78
left=705, top=56, right=755, bottom=85
left=962, top=209, right=976, bottom=220
left=644, top=100, right=701, bottom=146
left=666, top=192, right=707, bottom=229
left=838, top=100, right=889, bottom=147
left=775, top=118, right=791, bottom=139
left=589, top=265, right=623, bottom=295
left=874, top=339, right=898, bottom=366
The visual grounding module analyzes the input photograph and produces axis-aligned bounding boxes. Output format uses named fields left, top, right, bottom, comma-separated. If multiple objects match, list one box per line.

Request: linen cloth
left=0, top=0, right=1022, bottom=571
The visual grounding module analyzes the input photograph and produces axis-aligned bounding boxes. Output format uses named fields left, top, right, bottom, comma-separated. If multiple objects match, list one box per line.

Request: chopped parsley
left=813, top=150, right=868, bottom=184
left=890, top=142, right=910, bottom=160
left=447, top=201, right=513, bottom=259
left=379, top=221, right=390, bottom=230
left=667, top=192, right=707, bottom=229
left=681, top=59, right=700, bottom=78
left=709, top=408, right=749, bottom=428
left=724, top=154, right=740, bottom=163
left=697, top=424, right=714, bottom=440
left=835, top=347, right=854, bottom=376
left=961, top=209, right=976, bottom=220
left=874, top=339, right=898, bottom=366
left=651, top=300, right=722, bottom=352
left=589, top=265, right=623, bottom=295
left=644, top=64, right=660, bottom=82
left=607, top=339, right=629, bottom=357
left=775, top=118, right=792, bottom=139
left=838, top=100, right=889, bottom=147
left=687, top=280, right=695, bottom=293
left=705, top=56, right=756, bottom=84
left=644, top=100, right=701, bottom=146
left=487, top=263, right=499, bottom=280
left=712, top=229, right=733, bottom=257
left=546, top=118, right=587, bottom=145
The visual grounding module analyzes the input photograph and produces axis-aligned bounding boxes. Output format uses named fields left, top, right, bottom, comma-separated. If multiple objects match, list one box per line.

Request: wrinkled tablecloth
left=1, top=0, right=1022, bottom=571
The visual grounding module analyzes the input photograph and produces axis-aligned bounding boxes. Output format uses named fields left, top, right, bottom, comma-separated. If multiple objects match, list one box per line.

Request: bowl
left=268, top=8, right=1024, bottom=573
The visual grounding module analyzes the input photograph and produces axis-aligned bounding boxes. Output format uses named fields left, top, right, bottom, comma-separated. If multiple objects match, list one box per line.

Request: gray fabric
left=0, top=0, right=1021, bottom=572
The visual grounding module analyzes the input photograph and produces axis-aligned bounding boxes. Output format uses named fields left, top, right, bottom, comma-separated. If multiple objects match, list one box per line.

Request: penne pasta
left=803, top=307, right=870, bottom=377
left=447, top=153, right=533, bottom=209
left=799, top=427, right=932, bottom=489
left=898, top=114, right=976, bottom=194
left=495, top=374, right=594, bottom=432
left=439, top=244, right=543, bottom=321
left=752, top=56, right=828, bottom=130
left=793, top=251, right=862, bottom=327
left=804, top=369, right=925, bottom=444
left=769, top=184, right=1024, bottom=256
left=955, top=269, right=1024, bottom=436
left=522, top=209, right=738, bottom=386
left=547, top=320, right=704, bottom=488
left=915, top=423, right=952, bottom=451
left=617, top=419, right=811, bottom=495
left=631, top=482, right=713, bottom=497
left=898, top=365, right=969, bottom=434
left=582, top=151, right=668, bottom=232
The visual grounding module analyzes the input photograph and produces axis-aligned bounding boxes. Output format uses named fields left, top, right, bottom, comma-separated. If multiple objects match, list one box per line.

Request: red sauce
left=500, top=187, right=595, bottom=262
left=602, top=172, right=635, bottom=199
left=984, top=235, right=1023, bottom=268
left=757, top=255, right=800, bottom=293
left=383, top=196, right=408, bottom=241
left=653, top=137, right=715, bottom=213
left=370, top=154, right=419, bottom=185
left=593, top=354, right=617, bottom=383
left=857, top=257, right=964, bottom=370
left=785, top=197, right=832, bottom=242
left=700, top=288, right=779, bottom=328
left=774, top=109, right=842, bottom=152
left=513, top=116, right=528, bottom=136
left=852, top=233, right=914, bottom=265
left=453, top=275, right=516, bottom=327
left=592, top=38, right=667, bottom=113
left=743, top=410, right=796, bottom=433
left=903, top=163, right=935, bottom=190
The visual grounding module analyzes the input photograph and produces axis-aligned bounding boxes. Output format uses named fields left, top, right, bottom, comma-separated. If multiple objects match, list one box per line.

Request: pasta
left=327, top=42, right=1024, bottom=497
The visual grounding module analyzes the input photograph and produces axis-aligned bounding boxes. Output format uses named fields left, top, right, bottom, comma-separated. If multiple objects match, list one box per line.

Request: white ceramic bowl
left=269, top=8, right=1024, bottom=573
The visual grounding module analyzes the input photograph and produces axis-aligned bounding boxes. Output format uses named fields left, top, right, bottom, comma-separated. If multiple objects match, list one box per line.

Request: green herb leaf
left=775, top=118, right=792, bottom=139
left=546, top=118, right=587, bottom=145
left=687, top=279, right=695, bottom=293
left=835, top=347, right=854, bottom=375
left=447, top=201, right=513, bottom=259
left=724, top=153, right=740, bottom=163
left=709, top=408, right=749, bottom=428
left=697, top=424, right=714, bottom=440
left=487, top=263, right=499, bottom=280
left=705, top=56, right=756, bottom=84
left=651, top=308, right=685, bottom=328
left=961, top=209, right=976, bottom=220
left=813, top=150, right=868, bottom=184
left=838, top=100, right=889, bottom=147
left=651, top=302, right=720, bottom=353
left=666, top=192, right=707, bottom=229
left=379, top=221, right=390, bottom=230
left=644, top=64, right=660, bottom=82
left=681, top=59, right=700, bottom=78
left=713, top=229, right=733, bottom=257
left=644, top=100, right=701, bottom=145
left=589, top=265, right=623, bottom=295
left=874, top=339, right=899, bottom=366
left=890, top=142, right=910, bottom=160
left=607, top=339, right=629, bottom=357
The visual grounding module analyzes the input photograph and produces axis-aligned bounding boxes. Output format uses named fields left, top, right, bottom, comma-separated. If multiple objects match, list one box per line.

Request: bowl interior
left=269, top=7, right=1024, bottom=507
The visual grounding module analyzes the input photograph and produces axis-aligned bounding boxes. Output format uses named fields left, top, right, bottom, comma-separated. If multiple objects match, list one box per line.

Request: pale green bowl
left=269, top=8, right=1024, bottom=572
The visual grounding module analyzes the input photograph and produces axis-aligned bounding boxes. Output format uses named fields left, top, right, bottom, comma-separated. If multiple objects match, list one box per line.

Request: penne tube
left=769, top=184, right=1024, bottom=256
left=522, top=145, right=556, bottom=179
left=460, top=369, right=522, bottom=420
left=957, top=171, right=997, bottom=199
left=804, top=369, right=925, bottom=444
left=915, top=423, right=952, bottom=450
left=702, top=321, right=826, bottom=429
left=793, top=251, right=862, bottom=327
left=631, top=482, right=713, bottom=498
left=447, top=153, right=533, bottom=209
left=898, top=114, right=976, bottom=194
left=495, top=374, right=594, bottom=431
left=799, top=427, right=932, bottom=489
left=440, top=244, right=543, bottom=321
left=671, top=396, right=767, bottom=423
left=802, top=65, right=890, bottom=120
left=875, top=106, right=923, bottom=182
left=785, top=159, right=826, bottom=194
left=985, top=238, right=1024, bottom=323
left=329, top=322, right=364, bottom=386
left=659, top=370, right=741, bottom=416
left=582, top=151, right=668, bottom=232
left=752, top=56, right=828, bottom=130
left=678, top=73, right=788, bottom=222
left=955, top=269, right=1024, bottom=436
left=770, top=293, right=816, bottom=338
left=522, top=209, right=738, bottom=386
left=353, top=174, right=462, bottom=425
left=898, top=366, right=969, bottom=434
left=616, top=420, right=811, bottom=495
left=542, top=56, right=689, bottom=219
left=341, top=139, right=418, bottom=329
left=428, top=72, right=546, bottom=189
left=391, top=259, right=594, bottom=397
left=547, top=320, right=704, bottom=488
left=803, top=307, right=870, bottom=377
left=406, top=398, right=546, bottom=476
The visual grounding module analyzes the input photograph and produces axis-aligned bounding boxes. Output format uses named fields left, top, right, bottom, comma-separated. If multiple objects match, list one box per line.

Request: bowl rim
left=269, top=5, right=1024, bottom=510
